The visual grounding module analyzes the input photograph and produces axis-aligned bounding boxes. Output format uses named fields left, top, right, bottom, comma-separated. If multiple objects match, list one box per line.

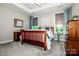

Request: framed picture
left=14, top=18, right=23, bottom=28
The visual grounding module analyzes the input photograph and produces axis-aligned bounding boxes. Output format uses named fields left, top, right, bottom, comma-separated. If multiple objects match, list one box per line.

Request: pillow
left=45, top=27, right=49, bottom=30
left=32, top=26, right=38, bottom=29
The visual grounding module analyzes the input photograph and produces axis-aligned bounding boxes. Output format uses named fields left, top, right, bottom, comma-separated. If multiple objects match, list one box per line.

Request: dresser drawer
left=67, top=41, right=79, bottom=49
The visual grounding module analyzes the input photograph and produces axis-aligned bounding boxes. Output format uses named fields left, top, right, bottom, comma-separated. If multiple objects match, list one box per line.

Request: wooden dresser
left=66, top=20, right=79, bottom=56
left=14, top=32, right=21, bottom=41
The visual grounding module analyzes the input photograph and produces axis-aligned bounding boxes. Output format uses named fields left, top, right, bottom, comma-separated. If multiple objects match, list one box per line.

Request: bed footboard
left=21, top=30, right=46, bottom=50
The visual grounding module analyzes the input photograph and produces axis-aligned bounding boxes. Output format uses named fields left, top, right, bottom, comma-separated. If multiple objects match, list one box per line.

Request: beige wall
left=0, top=4, right=29, bottom=43
left=37, top=12, right=54, bottom=27
left=68, top=3, right=79, bottom=19
left=72, top=3, right=79, bottom=17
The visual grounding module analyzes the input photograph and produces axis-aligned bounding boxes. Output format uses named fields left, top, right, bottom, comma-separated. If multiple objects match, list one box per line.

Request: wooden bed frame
left=21, top=29, right=47, bottom=50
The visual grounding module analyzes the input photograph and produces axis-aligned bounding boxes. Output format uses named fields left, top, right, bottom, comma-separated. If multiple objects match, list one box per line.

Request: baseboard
left=0, top=40, right=13, bottom=44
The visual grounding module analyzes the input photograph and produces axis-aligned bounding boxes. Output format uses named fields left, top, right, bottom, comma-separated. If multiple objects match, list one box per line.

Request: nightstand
left=14, top=32, right=21, bottom=41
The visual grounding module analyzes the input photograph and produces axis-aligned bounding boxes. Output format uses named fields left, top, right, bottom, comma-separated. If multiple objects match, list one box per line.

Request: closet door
left=76, top=21, right=79, bottom=40
left=68, top=21, right=76, bottom=40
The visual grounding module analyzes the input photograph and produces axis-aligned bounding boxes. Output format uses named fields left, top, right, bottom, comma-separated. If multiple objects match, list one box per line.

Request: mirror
left=14, top=18, right=23, bottom=28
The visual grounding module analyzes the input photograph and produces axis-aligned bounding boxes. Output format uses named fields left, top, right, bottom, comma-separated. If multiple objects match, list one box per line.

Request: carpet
left=0, top=41, right=66, bottom=56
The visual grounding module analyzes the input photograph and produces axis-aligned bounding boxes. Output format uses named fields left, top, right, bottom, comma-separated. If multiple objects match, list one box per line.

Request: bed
left=20, top=29, right=54, bottom=50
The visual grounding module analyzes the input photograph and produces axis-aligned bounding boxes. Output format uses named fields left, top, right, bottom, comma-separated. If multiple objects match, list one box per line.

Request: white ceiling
left=20, top=3, right=53, bottom=10
left=19, top=3, right=61, bottom=10
left=12, top=3, right=72, bottom=14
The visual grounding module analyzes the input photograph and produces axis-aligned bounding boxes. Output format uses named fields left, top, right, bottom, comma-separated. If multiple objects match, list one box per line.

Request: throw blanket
left=46, top=31, right=54, bottom=50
